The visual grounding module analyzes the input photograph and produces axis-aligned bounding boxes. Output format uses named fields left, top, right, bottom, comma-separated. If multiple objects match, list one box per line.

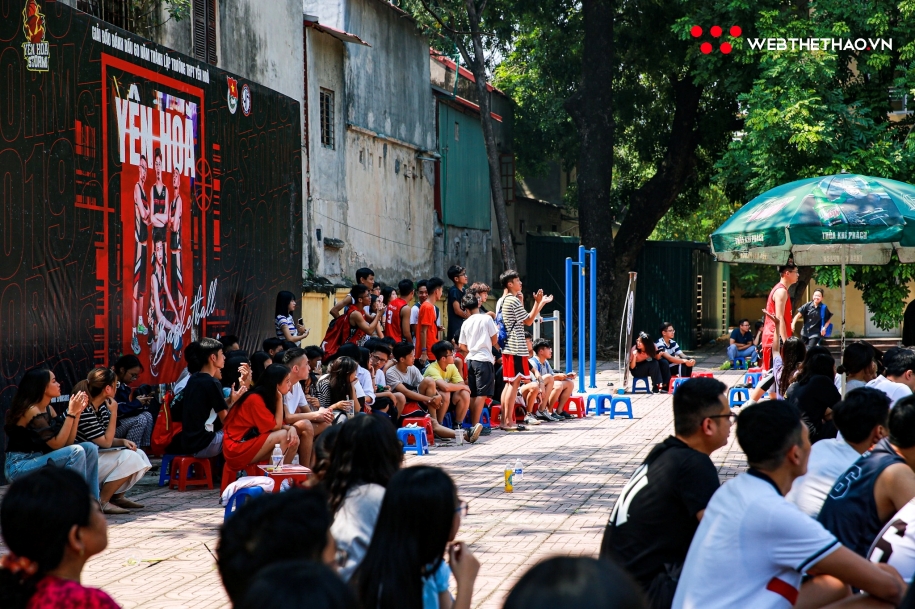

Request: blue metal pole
left=578, top=245, right=586, bottom=394
left=565, top=257, right=573, bottom=374
left=589, top=248, right=597, bottom=388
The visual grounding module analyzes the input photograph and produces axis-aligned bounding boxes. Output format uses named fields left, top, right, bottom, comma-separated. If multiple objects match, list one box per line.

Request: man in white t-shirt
left=673, top=400, right=906, bottom=609
left=279, top=349, right=332, bottom=460
left=868, top=347, right=915, bottom=407
left=458, top=292, right=499, bottom=431
left=788, top=387, right=890, bottom=517
left=365, top=340, right=405, bottom=417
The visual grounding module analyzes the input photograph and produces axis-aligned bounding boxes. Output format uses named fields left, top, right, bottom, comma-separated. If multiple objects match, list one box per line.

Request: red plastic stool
left=402, top=416, right=435, bottom=446
left=170, top=456, right=214, bottom=491
left=748, top=367, right=763, bottom=374
left=667, top=377, right=681, bottom=394
left=564, top=395, right=586, bottom=418
left=490, top=404, right=501, bottom=424
left=221, top=462, right=262, bottom=493
left=693, top=372, right=715, bottom=378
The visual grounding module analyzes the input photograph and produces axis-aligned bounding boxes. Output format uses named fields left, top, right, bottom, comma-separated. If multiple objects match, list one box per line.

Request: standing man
left=169, top=165, right=185, bottom=318
left=496, top=270, right=552, bottom=432
left=793, top=288, right=834, bottom=348
left=131, top=154, right=151, bottom=355
left=410, top=280, right=440, bottom=340
left=761, top=261, right=799, bottom=370
left=458, top=292, right=499, bottom=432
left=447, top=265, right=470, bottom=343
left=330, top=267, right=375, bottom=319
left=600, top=378, right=729, bottom=608
left=416, top=278, right=444, bottom=369
left=384, top=279, right=414, bottom=344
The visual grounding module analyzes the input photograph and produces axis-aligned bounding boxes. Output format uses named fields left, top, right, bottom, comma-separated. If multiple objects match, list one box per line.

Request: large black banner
left=0, top=1, right=302, bottom=408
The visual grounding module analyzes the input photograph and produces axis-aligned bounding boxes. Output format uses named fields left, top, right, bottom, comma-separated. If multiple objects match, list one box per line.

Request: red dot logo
left=690, top=25, right=703, bottom=37
left=720, top=42, right=732, bottom=54
left=730, top=25, right=742, bottom=37
left=693, top=24, right=741, bottom=55
left=710, top=25, right=722, bottom=37
left=700, top=42, right=713, bottom=54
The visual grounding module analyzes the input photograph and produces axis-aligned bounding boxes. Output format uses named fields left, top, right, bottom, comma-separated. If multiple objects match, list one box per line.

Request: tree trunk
left=565, top=0, right=616, bottom=347
left=461, top=0, right=517, bottom=272
left=790, top=266, right=814, bottom=305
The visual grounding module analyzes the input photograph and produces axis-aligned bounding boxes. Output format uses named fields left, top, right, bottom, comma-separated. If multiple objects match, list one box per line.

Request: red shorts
left=502, top=354, right=530, bottom=382
left=762, top=345, right=773, bottom=371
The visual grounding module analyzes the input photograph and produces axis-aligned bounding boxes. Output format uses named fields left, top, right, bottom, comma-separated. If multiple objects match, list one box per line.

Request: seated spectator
left=503, top=556, right=647, bottom=609
left=315, top=356, right=361, bottom=421
left=787, top=387, right=890, bottom=518
left=785, top=346, right=840, bottom=443
left=166, top=338, right=244, bottom=458
left=836, top=341, right=878, bottom=393
left=601, top=378, right=728, bottom=607
left=530, top=338, right=575, bottom=421
left=656, top=323, right=695, bottom=391
left=325, top=285, right=385, bottom=357
left=3, top=368, right=99, bottom=499
left=0, top=468, right=120, bottom=609
left=519, top=333, right=544, bottom=426
left=673, top=400, right=907, bottom=608
left=281, top=348, right=331, bottom=455
left=352, top=466, right=479, bottom=609
left=447, top=265, right=469, bottom=343
left=312, top=424, right=342, bottom=483
left=364, top=340, right=405, bottom=417
left=416, top=278, right=445, bottom=369
left=868, top=346, right=915, bottom=407
left=386, top=342, right=467, bottom=441
left=221, top=353, right=252, bottom=391
left=324, top=415, right=402, bottom=581
left=753, top=319, right=764, bottom=360
left=262, top=337, right=284, bottom=359
left=305, top=346, right=325, bottom=385
left=425, top=341, right=482, bottom=442
left=384, top=279, right=414, bottom=343
left=275, top=290, right=310, bottom=344
left=629, top=333, right=662, bottom=393
left=76, top=368, right=152, bottom=514
left=726, top=319, right=758, bottom=366
left=338, top=344, right=377, bottom=411
left=470, top=281, right=496, bottom=319
left=818, top=394, right=915, bottom=556
left=329, top=267, right=376, bottom=319
left=250, top=350, right=272, bottom=384
left=458, top=292, right=499, bottom=433
left=236, top=561, right=357, bottom=609
left=222, top=364, right=313, bottom=472
left=111, top=355, right=155, bottom=448
left=217, top=487, right=337, bottom=605
left=749, top=311, right=806, bottom=402
left=219, top=334, right=240, bottom=353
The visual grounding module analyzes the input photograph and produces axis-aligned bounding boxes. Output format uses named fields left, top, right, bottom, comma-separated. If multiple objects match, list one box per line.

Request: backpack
left=320, top=306, right=367, bottom=357
left=495, top=296, right=516, bottom=349
left=150, top=390, right=181, bottom=456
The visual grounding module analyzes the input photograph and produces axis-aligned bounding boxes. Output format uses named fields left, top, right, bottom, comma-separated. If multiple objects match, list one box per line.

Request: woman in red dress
left=222, top=364, right=311, bottom=471
left=0, top=467, right=120, bottom=609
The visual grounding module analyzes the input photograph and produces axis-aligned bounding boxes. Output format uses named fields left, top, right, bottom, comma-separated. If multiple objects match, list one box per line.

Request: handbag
left=819, top=304, right=833, bottom=337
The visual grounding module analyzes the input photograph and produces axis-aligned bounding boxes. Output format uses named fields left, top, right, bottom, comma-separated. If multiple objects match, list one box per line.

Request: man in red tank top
left=761, top=260, right=799, bottom=370
left=384, top=279, right=415, bottom=343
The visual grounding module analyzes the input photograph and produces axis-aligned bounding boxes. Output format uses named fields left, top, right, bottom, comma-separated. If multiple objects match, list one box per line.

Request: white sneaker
left=524, top=413, right=541, bottom=426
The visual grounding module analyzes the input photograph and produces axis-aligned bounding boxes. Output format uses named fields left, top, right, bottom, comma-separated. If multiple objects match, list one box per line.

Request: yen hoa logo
left=22, top=0, right=50, bottom=72
left=691, top=24, right=742, bottom=55
left=227, top=76, right=238, bottom=114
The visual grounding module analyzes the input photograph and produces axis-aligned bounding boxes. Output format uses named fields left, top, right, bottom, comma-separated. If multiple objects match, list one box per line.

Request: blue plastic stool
left=442, top=412, right=453, bottom=429
left=670, top=377, right=690, bottom=393
left=631, top=377, right=651, bottom=394
left=732, top=357, right=747, bottom=370
left=397, top=427, right=429, bottom=456
left=224, top=486, right=264, bottom=520
left=586, top=394, right=615, bottom=416
left=158, top=454, right=177, bottom=487
left=480, top=407, right=491, bottom=429
left=743, top=372, right=762, bottom=388
left=609, top=397, right=634, bottom=419
left=729, top=387, right=750, bottom=408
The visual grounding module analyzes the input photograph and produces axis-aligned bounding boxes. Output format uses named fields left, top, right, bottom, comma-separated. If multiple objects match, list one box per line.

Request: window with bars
left=500, top=153, right=515, bottom=204
left=193, top=0, right=218, bottom=66
left=320, top=88, right=335, bottom=150
left=76, top=0, right=134, bottom=31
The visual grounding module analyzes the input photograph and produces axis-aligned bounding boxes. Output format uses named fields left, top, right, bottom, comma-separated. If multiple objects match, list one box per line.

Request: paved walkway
left=1, top=342, right=752, bottom=608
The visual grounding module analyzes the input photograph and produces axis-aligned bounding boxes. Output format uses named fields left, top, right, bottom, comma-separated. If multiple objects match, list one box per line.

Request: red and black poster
left=0, top=1, right=302, bottom=424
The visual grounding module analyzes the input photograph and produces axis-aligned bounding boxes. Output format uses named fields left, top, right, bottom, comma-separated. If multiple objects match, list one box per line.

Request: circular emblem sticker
left=241, top=84, right=252, bottom=116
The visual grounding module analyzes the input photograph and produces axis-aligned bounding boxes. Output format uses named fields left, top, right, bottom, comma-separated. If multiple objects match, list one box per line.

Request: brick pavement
left=1, top=342, right=752, bottom=608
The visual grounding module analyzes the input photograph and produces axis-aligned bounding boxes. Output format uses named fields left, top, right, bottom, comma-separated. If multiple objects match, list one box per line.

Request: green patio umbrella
left=711, top=173, right=915, bottom=354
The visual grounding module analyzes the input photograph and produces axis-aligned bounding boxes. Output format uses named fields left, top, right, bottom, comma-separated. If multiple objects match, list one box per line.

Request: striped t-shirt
left=655, top=338, right=684, bottom=368
left=276, top=314, right=295, bottom=340
left=498, top=294, right=528, bottom=356
left=75, top=401, right=112, bottom=443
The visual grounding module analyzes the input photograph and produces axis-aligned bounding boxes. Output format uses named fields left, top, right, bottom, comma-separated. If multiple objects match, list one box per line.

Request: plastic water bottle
left=291, top=454, right=300, bottom=466
left=271, top=444, right=283, bottom=471
left=455, top=426, right=464, bottom=447
left=514, top=459, right=523, bottom=482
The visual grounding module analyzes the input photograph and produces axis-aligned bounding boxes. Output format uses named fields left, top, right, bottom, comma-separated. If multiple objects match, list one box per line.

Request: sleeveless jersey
left=152, top=185, right=167, bottom=216
left=818, top=438, right=906, bottom=556
left=868, top=499, right=915, bottom=582
left=135, top=185, right=149, bottom=242
left=761, top=282, right=792, bottom=348
left=170, top=195, right=181, bottom=250
left=384, top=298, right=408, bottom=342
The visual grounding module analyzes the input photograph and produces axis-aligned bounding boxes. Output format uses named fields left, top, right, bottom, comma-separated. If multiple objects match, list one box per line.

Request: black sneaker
left=559, top=411, right=573, bottom=420
left=652, top=386, right=660, bottom=394
left=549, top=412, right=564, bottom=422
left=535, top=411, right=552, bottom=422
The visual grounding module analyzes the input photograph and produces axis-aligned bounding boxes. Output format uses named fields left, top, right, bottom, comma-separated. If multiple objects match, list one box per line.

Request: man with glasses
left=727, top=319, right=759, bottom=366
left=761, top=261, right=799, bottom=371
left=600, top=377, right=730, bottom=608
left=365, top=340, right=406, bottom=417
left=656, top=322, right=696, bottom=392
left=447, top=265, right=470, bottom=343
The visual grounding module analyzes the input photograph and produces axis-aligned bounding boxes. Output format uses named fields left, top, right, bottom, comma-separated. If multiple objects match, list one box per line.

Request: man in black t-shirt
left=446, top=265, right=469, bottom=343
left=167, top=337, right=244, bottom=457
left=600, top=377, right=730, bottom=608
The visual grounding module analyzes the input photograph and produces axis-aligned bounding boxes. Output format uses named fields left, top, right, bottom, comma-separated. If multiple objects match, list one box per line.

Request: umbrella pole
left=841, top=259, right=847, bottom=396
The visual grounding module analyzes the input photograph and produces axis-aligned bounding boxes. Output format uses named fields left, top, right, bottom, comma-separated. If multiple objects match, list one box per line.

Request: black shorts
left=467, top=360, right=495, bottom=398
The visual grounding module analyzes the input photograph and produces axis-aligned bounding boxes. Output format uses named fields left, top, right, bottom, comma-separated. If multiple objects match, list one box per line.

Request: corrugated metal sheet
left=438, top=104, right=490, bottom=230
